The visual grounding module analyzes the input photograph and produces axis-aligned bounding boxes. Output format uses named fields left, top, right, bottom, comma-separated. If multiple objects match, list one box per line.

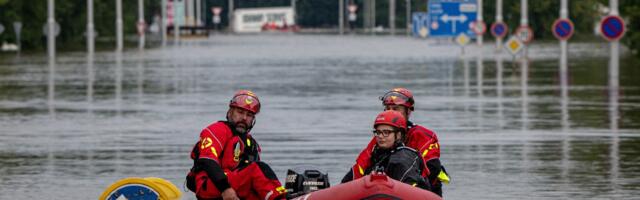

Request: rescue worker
left=186, top=90, right=286, bottom=200
left=342, top=88, right=449, bottom=196
left=342, top=110, right=429, bottom=190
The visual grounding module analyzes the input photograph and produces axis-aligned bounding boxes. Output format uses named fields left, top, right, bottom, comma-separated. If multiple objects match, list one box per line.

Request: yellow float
left=99, top=177, right=181, bottom=200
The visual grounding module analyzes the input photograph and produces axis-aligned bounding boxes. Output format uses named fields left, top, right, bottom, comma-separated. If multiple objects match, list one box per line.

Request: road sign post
left=505, top=36, right=523, bottom=55
left=428, top=0, right=478, bottom=38
left=471, top=20, right=486, bottom=36
left=348, top=4, right=358, bottom=31
left=490, top=22, right=507, bottom=39
left=552, top=18, right=574, bottom=41
left=211, top=7, right=222, bottom=30
left=600, top=15, right=625, bottom=41
left=13, top=22, right=22, bottom=52
left=515, top=25, right=533, bottom=44
left=456, top=33, right=471, bottom=54
left=412, top=12, right=429, bottom=38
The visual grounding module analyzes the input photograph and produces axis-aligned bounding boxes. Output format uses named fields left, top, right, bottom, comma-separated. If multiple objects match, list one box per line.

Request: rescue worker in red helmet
left=342, top=88, right=449, bottom=196
left=342, top=110, right=429, bottom=190
left=186, top=90, right=286, bottom=200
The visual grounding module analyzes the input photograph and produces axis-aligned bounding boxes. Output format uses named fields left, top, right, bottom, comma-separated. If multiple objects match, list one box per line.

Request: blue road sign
left=428, top=0, right=477, bottom=38
left=412, top=12, right=429, bottom=37
left=600, top=15, right=625, bottom=41
left=552, top=19, right=574, bottom=40
left=490, top=22, right=508, bottom=38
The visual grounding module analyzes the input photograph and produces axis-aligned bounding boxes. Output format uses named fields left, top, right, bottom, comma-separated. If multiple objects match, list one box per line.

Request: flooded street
left=1, top=35, right=639, bottom=199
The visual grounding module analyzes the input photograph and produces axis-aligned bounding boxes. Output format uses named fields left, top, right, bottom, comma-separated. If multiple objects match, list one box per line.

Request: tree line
left=0, top=0, right=638, bottom=56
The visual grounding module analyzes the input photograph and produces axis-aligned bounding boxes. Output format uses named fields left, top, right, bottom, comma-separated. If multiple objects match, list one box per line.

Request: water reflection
left=496, top=54, right=504, bottom=129
left=476, top=53, right=484, bottom=130
left=1, top=36, right=639, bottom=199
left=559, top=41, right=570, bottom=179
left=608, top=44, right=620, bottom=185
left=48, top=51, right=56, bottom=117
left=520, top=57, right=529, bottom=131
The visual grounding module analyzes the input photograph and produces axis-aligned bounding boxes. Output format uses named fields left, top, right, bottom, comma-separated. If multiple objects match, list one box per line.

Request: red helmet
left=229, top=90, right=261, bottom=114
left=380, top=88, right=414, bottom=111
left=374, top=110, right=407, bottom=132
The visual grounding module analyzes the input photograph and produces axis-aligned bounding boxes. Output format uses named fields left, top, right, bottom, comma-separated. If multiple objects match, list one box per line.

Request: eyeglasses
left=372, top=129, right=397, bottom=137
left=380, top=91, right=412, bottom=106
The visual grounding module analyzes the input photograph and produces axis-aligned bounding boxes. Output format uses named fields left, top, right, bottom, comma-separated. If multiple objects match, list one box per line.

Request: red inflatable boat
left=292, top=173, right=442, bottom=200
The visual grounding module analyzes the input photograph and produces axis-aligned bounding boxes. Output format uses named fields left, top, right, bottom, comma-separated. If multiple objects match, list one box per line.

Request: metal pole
left=138, top=0, right=145, bottom=49
left=174, top=0, right=180, bottom=44
left=495, top=0, right=502, bottom=51
left=162, top=0, right=167, bottom=46
left=477, top=0, right=483, bottom=45
left=186, top=0, right=193, bottom=25
left=292, top=0, right=297, bottom=25
left=340, top=0, right=344, bottom=35
left=406, top=0, right=411, bottom=36
left=88, top=0, right=94, bottom=53
left=559, top=0, right=569, bottom=131
left=364, top=0, right=369, bottom=33
left=371, top=0, right=376, bottom=35
left=196, top=0, right=202, bottom=26
left=48, top=0, right=56, bottom=114
left=87, top=0, right=94, bottom=105
left=520, top=0, right=528, bottom=55
left=48, top=0, right=55, bottom=60
left=229, top=0, right=234, bottom=32
left=389, top=0, right=395, bottom=36
left=116, top=0, right=123, bottom=51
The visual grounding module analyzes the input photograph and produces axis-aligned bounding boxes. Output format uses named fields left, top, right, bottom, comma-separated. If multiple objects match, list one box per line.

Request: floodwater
left=0, top=35, right=639, bottom=199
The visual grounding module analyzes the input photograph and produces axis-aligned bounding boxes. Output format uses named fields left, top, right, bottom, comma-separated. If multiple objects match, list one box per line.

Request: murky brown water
left=1, top=35, right=639, bottom=199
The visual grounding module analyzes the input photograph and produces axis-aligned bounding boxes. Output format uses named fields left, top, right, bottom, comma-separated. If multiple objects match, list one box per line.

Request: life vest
left=186, top=121, right=260, bottom=192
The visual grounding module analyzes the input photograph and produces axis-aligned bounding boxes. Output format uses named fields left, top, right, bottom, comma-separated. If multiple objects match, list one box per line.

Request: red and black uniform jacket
left=342, top=121, right=443, bottom=194
left=187, top=121, right=260, bottom=193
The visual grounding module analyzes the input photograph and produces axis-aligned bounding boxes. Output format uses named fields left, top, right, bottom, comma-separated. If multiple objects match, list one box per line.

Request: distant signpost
left=552, top=18, right=574, bottom=41
left=504, top=36, right=524, bottom=55
left=412, top=12, right=429, bottom=38
left=470, top=20, right=486, bottom=36
left=427, top=0, right=477, bottom=38
left=490, top=22, right=508, bottom=39
left=600, top=15, right=625, bottom=41
left=515, top=25, right=533, bottom=44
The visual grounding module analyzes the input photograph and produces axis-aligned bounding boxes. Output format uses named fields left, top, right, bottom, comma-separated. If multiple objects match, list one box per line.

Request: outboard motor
left=285, top=168, right=330, bottom=199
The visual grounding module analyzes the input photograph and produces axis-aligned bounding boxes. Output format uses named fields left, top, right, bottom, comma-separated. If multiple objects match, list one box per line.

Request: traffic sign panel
left=413, top=12, right=429, bottom=38
left=456, top=33, right=471, bottom=46
left=137, top=21, right=146, bottom=36
left=600, top=15, right=625, bottom=41
left=552, top=18, right=574, bottom=40
left=470, top=20, right=486, bottom=35
left=490, top=22, right=508, bottom=38
left=515, top=25, right=533, bottom=44
left=504, top=36, right=524, bottom=55
left=428, top=0, right=478, bottom=38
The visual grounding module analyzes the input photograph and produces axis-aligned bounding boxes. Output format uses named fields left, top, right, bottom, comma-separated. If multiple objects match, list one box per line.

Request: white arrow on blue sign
left=428, top=0, right=477, bottom=38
